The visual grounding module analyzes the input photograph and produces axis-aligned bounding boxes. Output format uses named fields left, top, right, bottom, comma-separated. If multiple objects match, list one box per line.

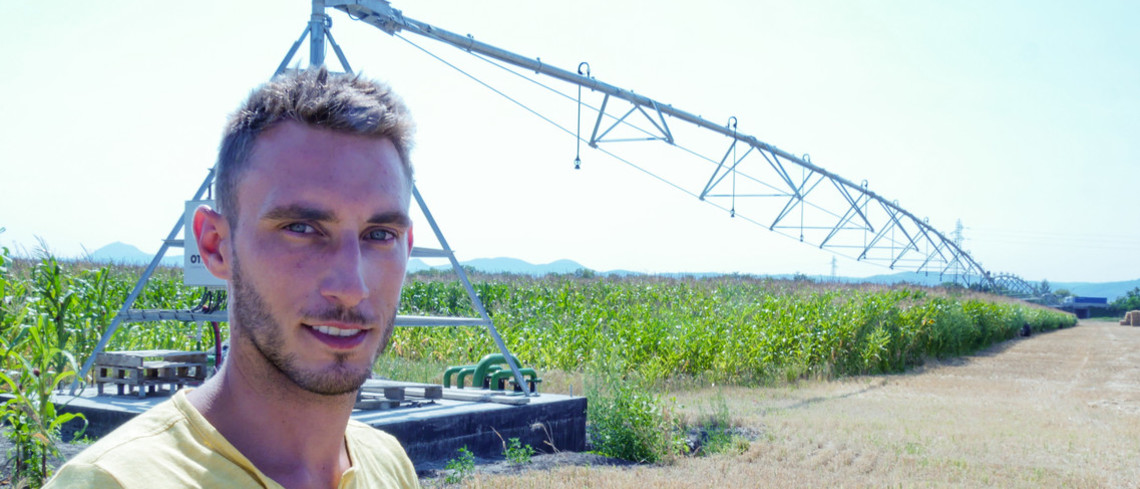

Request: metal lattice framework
left=73, top=4, right=533, bottom=395
left=328, top=0, right=997, bottom=287
left=991, top=274, right=1042, bottom=298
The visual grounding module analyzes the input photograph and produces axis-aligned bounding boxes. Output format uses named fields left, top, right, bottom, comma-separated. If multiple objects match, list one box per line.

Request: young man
left=45, top=68, right=421, bottom=489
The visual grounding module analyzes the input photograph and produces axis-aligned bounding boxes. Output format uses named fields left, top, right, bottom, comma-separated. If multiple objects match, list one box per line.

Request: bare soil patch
left=456, top=319, right=1140, bottom=488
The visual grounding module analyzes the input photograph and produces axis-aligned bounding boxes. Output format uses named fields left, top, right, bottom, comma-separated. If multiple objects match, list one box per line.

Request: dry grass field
left=451, top=319, right=1140, bottom=488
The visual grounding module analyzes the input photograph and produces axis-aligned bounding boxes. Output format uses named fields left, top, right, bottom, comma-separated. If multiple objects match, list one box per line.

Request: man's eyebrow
left=262, top=204, right=337, bottom=222
left=368, top=211, right=412, bottom=227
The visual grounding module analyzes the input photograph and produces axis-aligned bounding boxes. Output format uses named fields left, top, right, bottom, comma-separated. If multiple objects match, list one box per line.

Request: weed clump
left=503, top=437, right=535, bottom=465
left=584, top=353, right=683, bottom=464
left=443, top=446, right=474, bottom=484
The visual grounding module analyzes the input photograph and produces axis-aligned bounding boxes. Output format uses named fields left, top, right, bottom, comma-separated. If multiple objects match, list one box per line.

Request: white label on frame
left=184, top=200, right=226, bottom=287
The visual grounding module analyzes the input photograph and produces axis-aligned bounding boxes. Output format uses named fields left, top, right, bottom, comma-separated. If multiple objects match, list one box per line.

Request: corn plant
left=1, top=327, right=87, bottom=486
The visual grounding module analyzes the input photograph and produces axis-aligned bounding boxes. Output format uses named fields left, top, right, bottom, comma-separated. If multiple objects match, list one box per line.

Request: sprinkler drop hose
left=211, top=321, right=223, bottom=368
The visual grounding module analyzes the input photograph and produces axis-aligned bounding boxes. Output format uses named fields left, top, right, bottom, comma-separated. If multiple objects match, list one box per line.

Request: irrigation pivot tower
left=323, top=0, right=997, bottom=287
left=73, top=1, right=538, bottom=394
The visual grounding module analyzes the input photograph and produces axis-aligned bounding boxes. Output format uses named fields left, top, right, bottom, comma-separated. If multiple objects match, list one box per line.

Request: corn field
left=395, top=275, right=1076, bottom=384
left=0, top=247, right=1077, bottom=469
left=1, top=255, right=1075, bottom=388
left=1, top=255, right=216, bottom=373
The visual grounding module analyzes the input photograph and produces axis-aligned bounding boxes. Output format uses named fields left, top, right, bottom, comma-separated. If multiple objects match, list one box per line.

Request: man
left=45, top=67, right=421, bottom=489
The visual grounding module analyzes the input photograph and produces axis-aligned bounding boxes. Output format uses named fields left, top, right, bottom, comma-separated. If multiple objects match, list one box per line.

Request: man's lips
left=304, top=323, right=370, bottom=349
left=309, top=324, right=365, bottom=337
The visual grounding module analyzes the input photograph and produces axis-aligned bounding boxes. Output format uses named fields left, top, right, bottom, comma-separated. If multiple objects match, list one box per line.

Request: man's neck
left=186, top=353, right=356, bottom=489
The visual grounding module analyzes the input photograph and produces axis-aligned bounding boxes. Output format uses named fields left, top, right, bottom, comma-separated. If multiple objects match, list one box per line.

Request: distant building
left=1059, top=296, right=1109, bottom=319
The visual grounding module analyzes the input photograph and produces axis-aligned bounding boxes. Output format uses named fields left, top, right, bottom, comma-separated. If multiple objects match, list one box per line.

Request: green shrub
left=585, top=366, right=679, bottom=463
left=503, top=437, right=535, bottom=465
left=443, top=446, right=475, bottom=484
left=1110, top=287, right=1140, bottom=314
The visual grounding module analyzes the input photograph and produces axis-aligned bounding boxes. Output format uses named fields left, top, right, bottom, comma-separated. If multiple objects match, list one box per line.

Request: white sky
left=1, top=1, right=1137, bottom=282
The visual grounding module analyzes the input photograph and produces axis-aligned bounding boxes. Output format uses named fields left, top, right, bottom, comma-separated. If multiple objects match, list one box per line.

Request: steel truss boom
left=327, top=0, right=996, bottom=286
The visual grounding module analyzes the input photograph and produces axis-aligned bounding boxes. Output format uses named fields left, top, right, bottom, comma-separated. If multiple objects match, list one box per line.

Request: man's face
left=226, top=120, right=412, bottom=396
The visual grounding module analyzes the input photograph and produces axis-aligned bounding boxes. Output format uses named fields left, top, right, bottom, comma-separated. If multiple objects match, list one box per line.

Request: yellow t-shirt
left=44, top=390, right=419, bottom=489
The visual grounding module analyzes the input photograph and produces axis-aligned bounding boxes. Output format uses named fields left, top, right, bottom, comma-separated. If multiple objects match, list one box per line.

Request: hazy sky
left=1, top=1, right=1137, bottom=282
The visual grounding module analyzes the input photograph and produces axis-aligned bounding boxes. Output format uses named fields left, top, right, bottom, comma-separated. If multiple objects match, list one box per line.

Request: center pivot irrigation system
left=77, top=0, right=1006, bottom=392
left=328, top=0, right=998, bottom=285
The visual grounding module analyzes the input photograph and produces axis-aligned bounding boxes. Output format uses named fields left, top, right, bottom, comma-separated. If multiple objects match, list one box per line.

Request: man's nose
left=320, top=234, right=370, bottom=307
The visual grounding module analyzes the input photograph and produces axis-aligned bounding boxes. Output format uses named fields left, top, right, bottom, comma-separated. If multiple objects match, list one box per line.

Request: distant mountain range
left=89, top=242, right=182, bottom=267
left=409, top=257, right=588, bottom=275
left=838, top=271, right=1139, bottom=301
left=90, top=243, right=1139, bottom=300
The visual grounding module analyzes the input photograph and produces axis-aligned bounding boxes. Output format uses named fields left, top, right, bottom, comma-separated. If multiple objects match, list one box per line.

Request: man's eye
left=366, top=229, right=396, bottom=241
left=285, top=223, right=316, bottom=234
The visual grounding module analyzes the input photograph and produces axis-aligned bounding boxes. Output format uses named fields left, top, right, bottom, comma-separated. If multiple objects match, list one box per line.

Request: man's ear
left=193, top=205, right=232, bottom=280
left=406, top=226, right=414, bottom=257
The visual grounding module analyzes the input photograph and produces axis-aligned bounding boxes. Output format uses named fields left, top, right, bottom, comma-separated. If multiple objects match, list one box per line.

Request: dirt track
left=725, top=317, right=1140, bottom=488
left=466, top=318, right=1140, bottom=488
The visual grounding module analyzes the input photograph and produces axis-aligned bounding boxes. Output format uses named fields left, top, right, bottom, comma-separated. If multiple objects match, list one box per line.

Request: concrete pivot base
left=356, top=394, right=587, bottom=463
left=50, top=387, right=586, bottom=465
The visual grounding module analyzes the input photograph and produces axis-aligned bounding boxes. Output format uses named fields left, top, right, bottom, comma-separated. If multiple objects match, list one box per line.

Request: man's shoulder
left=65, top=395, right=191, bottom=466
left=45, top=396, right=193, bottom=488
left=345, top=420, right=401, bottom=446
left=345, top=420, right=411, bottom=464
left=345, top=421, right=420, bottom=489
left=45, top=390, right=259, bottom=489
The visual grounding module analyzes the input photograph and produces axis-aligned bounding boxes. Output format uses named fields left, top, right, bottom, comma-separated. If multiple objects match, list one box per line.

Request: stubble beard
left=230, top=253, right=395, bottom=397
